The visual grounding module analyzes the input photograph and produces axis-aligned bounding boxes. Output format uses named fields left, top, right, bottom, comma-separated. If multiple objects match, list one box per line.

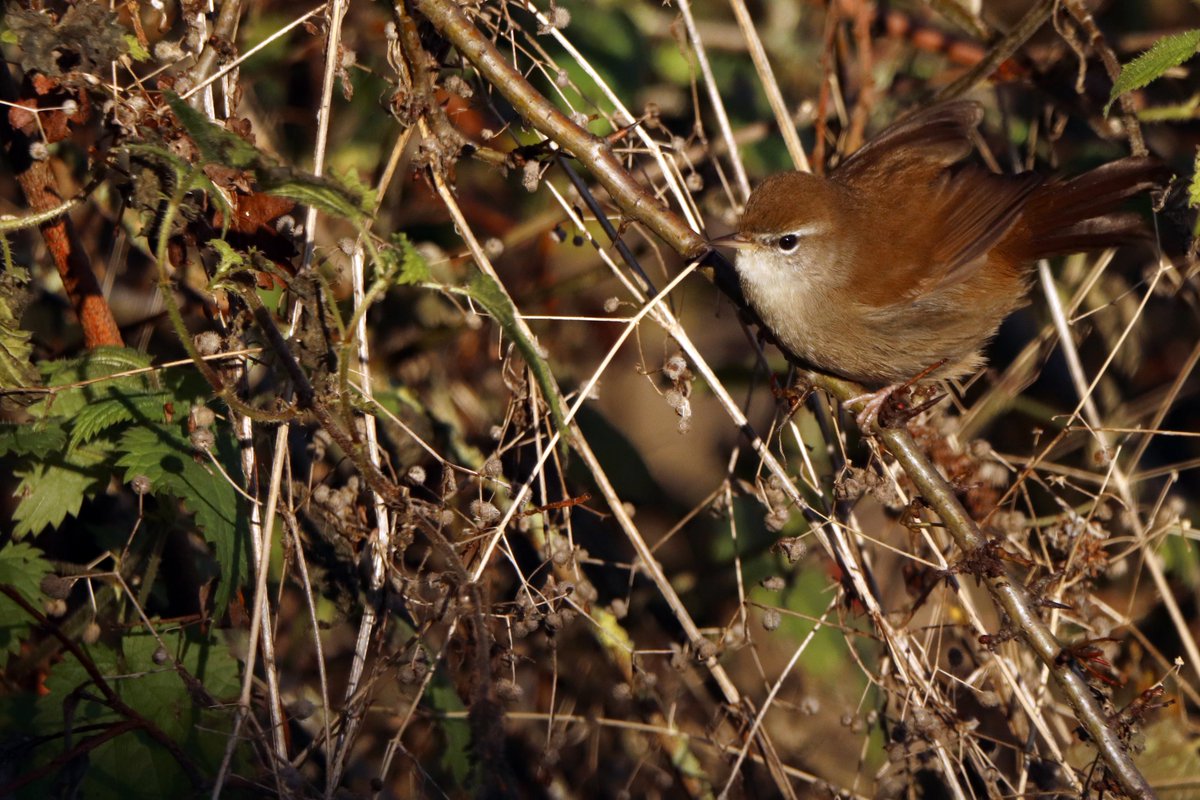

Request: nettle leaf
left=35, top=346, right=156, bottom=420
left=29, top=347, right=167, bottom=450
left=379, top=232, right=431, bottom=286
left=123, top=33, right=149, bottom=61
left=68, top=386, right=169, bottom=450
left=207, top=238, right=252, bottom=288
left=0, top=542, right=52, bottom=655
left=467, top=272, right=567, bottom=452
left=0, top=421, right=67, bottom=457
left=1107, top=30, right=1200, bottom=115
left=166, top=93, right=263, bottom=171
left=0, top=264, right=38, bottom=395
left=259, top=167, right=372, bottom=226
left=11, top=440, right=112, bottom=538
left=116, top=420, right=248, bottom=616
left=34, top=629, right=240, bottom=799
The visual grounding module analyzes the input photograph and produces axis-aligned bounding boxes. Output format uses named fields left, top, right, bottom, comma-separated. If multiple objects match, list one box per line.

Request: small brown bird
left=713, top=101, right=1164, bottom=426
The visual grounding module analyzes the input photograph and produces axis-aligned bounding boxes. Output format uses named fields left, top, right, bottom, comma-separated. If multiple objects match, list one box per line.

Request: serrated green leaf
left=116, top=421, right=248, bottom=616
left=0, top=542, right=52, bottom=655
left=68, top=386, right=169, bottom=450
left=0, top=421, right=67, bottom=457
left=0, top=264, right=38, bottom=393
left=166, top=93, right=263, bottom=171
left=467, top=272, right=567, bottom=453
left=379, top=232, right=431, bottom=286
left=259, top=168, right=371, bottom=225
left=33, top=346, right=156, bottom=422
left=1107, top=30, right=1200, bottom=115
left=11, top=441, right=112, bottom=538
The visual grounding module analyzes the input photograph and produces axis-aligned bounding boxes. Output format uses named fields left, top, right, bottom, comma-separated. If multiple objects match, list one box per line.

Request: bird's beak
left=706, top=231, right=752, bottom=250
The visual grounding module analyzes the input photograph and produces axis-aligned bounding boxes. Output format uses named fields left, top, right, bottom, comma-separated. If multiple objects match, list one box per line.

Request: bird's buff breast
left=735, top=248, right=852, bottom=374
left=733, top=248, right=987, bottom=385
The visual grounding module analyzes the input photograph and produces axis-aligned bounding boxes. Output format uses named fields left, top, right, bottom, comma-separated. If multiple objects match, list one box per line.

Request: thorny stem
left=410, top=0, right=1158, bottom=796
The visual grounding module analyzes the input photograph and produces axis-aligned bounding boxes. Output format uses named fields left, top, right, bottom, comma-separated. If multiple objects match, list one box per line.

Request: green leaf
left=33, top=629, right=240, bottom=799
left=259, top=167, right=372, bottom=225
left=116, top=420, right=248, bottom=616
left=466, top=272, right=567, bottom=453
left=1107, top=30, right=1200, bottom=115
left=165, top=93, right=263, bottom=171
left=0, top=421, right=67, bottom=457
left=1190, top=149, right=1200, bottom=209
left=0, top=263, right=38, bottom=395
left=0, top=542, right=52, bottom=655
left=427, top=678, right=472, bottom=786
left=378, top=232, right=431, bottom=286
left=11, top=441, right=112, bottom=538
left=35, top=347, right=156, bottom=420
left=123, top=33, right=150, bottom=61
left=68, top=385, right=169, bottom=450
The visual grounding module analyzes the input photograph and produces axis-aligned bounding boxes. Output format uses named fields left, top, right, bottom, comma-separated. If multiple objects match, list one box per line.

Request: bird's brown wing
left=835, top=101, right=1041, bottom=297
left=834, top=101, right=983, bottom=188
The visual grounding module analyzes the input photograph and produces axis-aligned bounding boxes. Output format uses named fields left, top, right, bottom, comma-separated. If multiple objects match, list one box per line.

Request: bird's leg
left=846, top=359, right=948, bottom=432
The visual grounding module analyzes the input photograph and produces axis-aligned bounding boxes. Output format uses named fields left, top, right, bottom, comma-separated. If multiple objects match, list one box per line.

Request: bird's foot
left=847, top=361, right=949, bottom=432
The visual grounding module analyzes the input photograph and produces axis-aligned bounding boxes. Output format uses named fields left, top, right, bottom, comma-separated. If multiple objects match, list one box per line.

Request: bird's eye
left=777, top=234, right=800, bottom=252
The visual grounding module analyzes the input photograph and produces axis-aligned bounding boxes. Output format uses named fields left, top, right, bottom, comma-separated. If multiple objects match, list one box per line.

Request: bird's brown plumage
left=731, top=101, right=1165, bottom=386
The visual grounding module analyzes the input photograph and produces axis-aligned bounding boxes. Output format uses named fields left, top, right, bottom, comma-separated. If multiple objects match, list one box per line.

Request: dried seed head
left=482, top=456, right=503, bottom=479
left=662, top=354, right=688, bottom=381
left=194, top=331, right=223, bottom=356
left=761, top=608, right=782, bottom=631
left=154, top=39, right=186, bottom=61
left=469, top=499, right=501, bottom=525
left=190, top=404, right=215, bottom=429
left=765, top=507, right=790, bottom=532
left=773, top=536, right=807, bottom=564
left=44, top=598, right=67, bottom=617
left=522, top=160, right=540, bottom=193
left=190, top=427, right=215, bottom=453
